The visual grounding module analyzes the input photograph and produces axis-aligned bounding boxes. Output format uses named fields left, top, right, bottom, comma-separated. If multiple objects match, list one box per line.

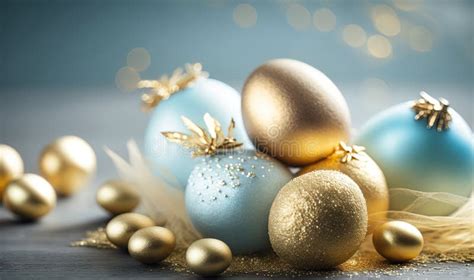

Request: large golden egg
left=0, top=144, right=24, bottom=200
left=269, top=170, right=367, bottom=270
left=96, top=180, right=140, bottom=215
left=186, top=238, right=232, bottom=276
left=3, top=173, right=56, bottom=220
left=128, top=226, right=176, bottom=264
left=105, top=213, right=155, bottom=249
left=242, top=59, right=351, bottom=166
left=298, top=143, right=389, bottom=233
left=372, top=221, right=424, bottom=262
left=39, top=136, right=96, bottom=196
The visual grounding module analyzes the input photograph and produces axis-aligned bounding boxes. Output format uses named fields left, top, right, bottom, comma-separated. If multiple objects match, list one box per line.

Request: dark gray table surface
left=0, top=86, right=473, bottom=279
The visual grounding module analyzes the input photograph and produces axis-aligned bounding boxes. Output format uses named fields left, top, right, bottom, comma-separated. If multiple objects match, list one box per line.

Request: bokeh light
left=371, top=5, right=401, bottom=37
left=286, top=4, right=311, bottom=31
left=342, top=24, right=367, bottom=48
left=408, top=26, right=434, bottom=52
left=367, top=35, right=392, bottom=58
left=115, top=67, right=141, bottom=93
left=127, top=48, right=151, bottom=72
left=233, top=3, right=257, bottom=28
left=313, top=8, right=336, bottom=32
left=393, top=0, right=423, bottom=11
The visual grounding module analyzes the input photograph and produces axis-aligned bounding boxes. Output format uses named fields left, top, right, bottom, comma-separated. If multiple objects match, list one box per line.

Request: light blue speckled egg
left=185, top=149, right=293, bottom=255
left=356, top=102, right=473, bottom=216
left=143, top=79, right=252, bottom=189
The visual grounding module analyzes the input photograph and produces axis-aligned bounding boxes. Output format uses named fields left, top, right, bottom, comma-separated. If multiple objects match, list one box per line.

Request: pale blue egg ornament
left=162, top=114, right=293, bottom=254
left=356, top=92, right=473, bottom=216
left=141, top=64, right=252, bottom=189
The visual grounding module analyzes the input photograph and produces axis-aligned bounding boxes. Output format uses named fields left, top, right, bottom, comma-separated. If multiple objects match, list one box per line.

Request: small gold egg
left=39, top=136, right=96, bottom=196
left=96, top=180, right=140, bottom=215
left=372, top=221, right=424, bottom=262
left=0, top=144, right=24, bottom=200
left=105, top=213, right=155, bottom=249
left=128, top=226, right=176, bottom=264
left=186, top=238, right=232, bottom=276
left=3, top=173, right=57, bottom=220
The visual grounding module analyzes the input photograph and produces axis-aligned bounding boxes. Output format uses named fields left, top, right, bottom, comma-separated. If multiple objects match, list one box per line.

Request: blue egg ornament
left=356, top=93, right=473, bottom=216
left=143, top=78, right=252, bottom=189
left=185, top=149, right=293, bottom=254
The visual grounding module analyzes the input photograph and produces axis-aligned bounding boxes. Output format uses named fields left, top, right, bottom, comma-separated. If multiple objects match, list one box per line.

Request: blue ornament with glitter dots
left=185, top=149, right=293, bottom=254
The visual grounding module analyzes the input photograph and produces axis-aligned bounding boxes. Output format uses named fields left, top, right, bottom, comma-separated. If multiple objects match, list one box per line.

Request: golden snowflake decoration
left=137, top=63, right=209, bottom=111
left=412, top=91, right=452, bottom=132
left=330, top=141, right=367, bottom=163
left=161, top=113, right=243, bottom=157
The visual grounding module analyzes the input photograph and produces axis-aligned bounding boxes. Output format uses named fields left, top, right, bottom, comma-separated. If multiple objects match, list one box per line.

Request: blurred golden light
left=342, top=24, right=367, bottom=48
left=286, top=4, right=311, bottom=31
left=233, top=3, right=257, bottom=28
left=393, top=0, right=423, bottom=11
left=127, top=48, right=151, bottom=72
left=371, top=5, right=401, bottom=37
left=367, top=35, right=392, bottom=58
left=408, top=26, right=433, bottom=52
left=115, top=67, right=141, bottom=93
left=313, top=8, right=336, bottom=32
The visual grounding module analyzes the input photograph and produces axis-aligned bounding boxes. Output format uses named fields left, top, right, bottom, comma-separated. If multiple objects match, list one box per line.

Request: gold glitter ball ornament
left=242, top=59, right=351, bottom=166
left=0, top=144, right=24, bottom=200
left=3, top=173, right=56, bottom=220
left=269, top=170, right=368, bottom=270
left=372, top=221, right=424, bottom=262
left=39, top=136, right=96, bottom=196
left=105, top=213, right=155, bottom=249
left=96, top=180, right=140, bottom=215
left=128, top=226, right=176, bottom=264
left=186, top=238, right=233, bottom=276
left=298, top=142, right=389, bottom=233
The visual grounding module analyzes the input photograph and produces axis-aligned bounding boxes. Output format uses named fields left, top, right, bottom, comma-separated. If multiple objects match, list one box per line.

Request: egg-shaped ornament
left=0, top=144, right=24, bottom=200
left=96, top=180, right=140, bottom=215
left=140, top=64, right=252, bottom=189
left=162, top=114, right=293, bottom=254
left=105, top=213, right=156, bottom=249
left=356, top=92, right=473, bottom=216
left=298, top=142, right=389, bottom=233
left=242, top=59, right=351, bottom=166
left=39, top=136, right=96, bottom=196
left=186, top=238, right=232, bottom=276
left=269, top=170, right=368, bottom=270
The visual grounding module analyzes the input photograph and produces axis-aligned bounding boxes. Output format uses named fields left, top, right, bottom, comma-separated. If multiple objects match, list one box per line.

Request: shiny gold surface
left=242, top=59, right=351, bottom=166
left=298, top=142, right=389, bottom=233
left=39, top=136, right=97, bottom=196
left=162, top=113, right=242, bottom=157
left=128, top=226, right=176, bottom=264
left=186, top=238, right=232, bottom=276
left=3, top=173, right=56, bottom=220
left=269, top=170, right=367, bottom=269
left=372, top=221, right=424, bottom=262
left=96, top=180, right=140, bottom=215
left=105, top=213, right=155, bottom=249
left=0, top=144, right=24, bottom=199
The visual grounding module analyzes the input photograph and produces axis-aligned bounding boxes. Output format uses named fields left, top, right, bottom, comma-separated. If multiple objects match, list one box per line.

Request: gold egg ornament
left=186, top=238, right=232, bottom=276
left=105, top=213, right=155, bottom=249
left=128, top=226, right=176, bottom=264
left=96, top=180, right=140, bottom=215
left=373, top=221, right=424, bottom=262
left=269, top=170, right=367, bottom=270
left=3, top=174, right=56, bottom=220
left=299, top=142, right=389, bottom=233
left=39, top=136, right=96, bottom=196
left=242, top=59, right=351, bottom=166
left=0, top=144, right=24, bottom=200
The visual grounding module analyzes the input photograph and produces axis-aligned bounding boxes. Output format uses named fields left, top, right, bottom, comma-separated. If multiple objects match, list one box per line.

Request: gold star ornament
left=330, top=141, right=367, bottom=163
